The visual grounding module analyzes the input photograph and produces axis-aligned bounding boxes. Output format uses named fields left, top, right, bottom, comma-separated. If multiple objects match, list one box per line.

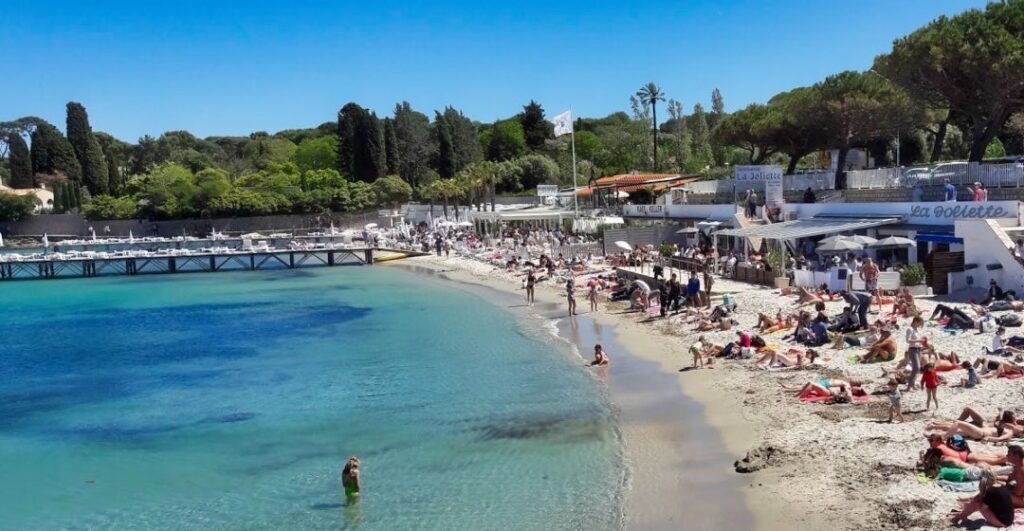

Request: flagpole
left=570, top=107, right=579, bottom=219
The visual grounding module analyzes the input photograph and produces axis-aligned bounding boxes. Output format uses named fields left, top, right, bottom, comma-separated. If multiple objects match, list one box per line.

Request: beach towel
left=937, top=479, right=979, bottom=492
left=799, top=393, right=870, bottom=404
left=1003, top=373, right=1024, bottom=380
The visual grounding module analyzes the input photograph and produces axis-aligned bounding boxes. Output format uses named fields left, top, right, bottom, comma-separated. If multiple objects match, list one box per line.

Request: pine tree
left=65, top=102, right=109, bottom=195
left=6, top=133, right=33, bottom=188
left=52, top=183, right=63, bottom=213
left=519, top=100, right=551, bottom=150
left=30, top=123, right=82, bottom=182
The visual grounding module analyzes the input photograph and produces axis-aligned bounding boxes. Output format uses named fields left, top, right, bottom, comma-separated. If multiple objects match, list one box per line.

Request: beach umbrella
left=614, top=240, right=633, bottom=252
left=676, top=227, right=698, bottom=234
left=845, top=235, right=878, bottom=246
left=128, top=230, right=134, bottom=243
left=869, top=236, right=916, bottom=248
left=364, top=223, right=378, bottom=230
left=816, top=239, right=863, bottom=253
left=42, top=233, right=49, bottom=247
left=457, top=221, right=473, bottom=227
left=0, top=231, right=4, bottom=248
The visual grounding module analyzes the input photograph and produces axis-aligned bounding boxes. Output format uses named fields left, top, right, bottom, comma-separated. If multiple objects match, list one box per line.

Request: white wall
left=949, top=219, right=1024, bottom=296
left=622, top=203, right=740, bottom=219
left=782, top=201, right=1021, bottom=227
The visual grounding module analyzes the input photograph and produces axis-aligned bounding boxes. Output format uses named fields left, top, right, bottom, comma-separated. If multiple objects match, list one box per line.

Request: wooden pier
left=0, top=247, right=428, bottom=281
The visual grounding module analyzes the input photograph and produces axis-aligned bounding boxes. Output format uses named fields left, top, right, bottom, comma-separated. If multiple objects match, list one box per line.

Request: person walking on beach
left=703, top=269, right=714, bottom=308
left=526, top=270, right=536, bottom=306
left=590, top=344, right=610, bottom=366
left=666, top=273, right=681, bottom=313
left=921, top=362, right=939, bottom=410
left=566, top=277, right=577, bottom=316
left=904, top=317, right=924, bottom=391
left=686, top=271, right=701, bottom=308
left=342, top=457, right=361, bottom=499
left=859, top=258, right=880, bottom=310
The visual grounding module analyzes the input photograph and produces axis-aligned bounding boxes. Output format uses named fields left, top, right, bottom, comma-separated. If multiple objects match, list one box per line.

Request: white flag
left=551, top=110, right=573, bottom=137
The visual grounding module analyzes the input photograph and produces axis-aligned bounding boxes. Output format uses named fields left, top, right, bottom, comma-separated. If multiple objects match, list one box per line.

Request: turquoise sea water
left=0, top=267, right=622, bottom=530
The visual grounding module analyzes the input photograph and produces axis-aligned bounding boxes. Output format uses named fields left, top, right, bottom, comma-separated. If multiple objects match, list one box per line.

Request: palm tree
left=636, top=82, right=666, bottom=171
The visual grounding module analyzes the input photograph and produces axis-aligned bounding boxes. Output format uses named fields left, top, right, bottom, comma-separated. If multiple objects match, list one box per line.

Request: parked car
left=929, top=161, right=970, bottom=182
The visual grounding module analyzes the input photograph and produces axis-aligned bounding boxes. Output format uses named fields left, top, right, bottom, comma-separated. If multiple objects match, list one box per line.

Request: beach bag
left=998, top=314, right=1022, bottom=327
left=980, top=317, right=997, bottom=333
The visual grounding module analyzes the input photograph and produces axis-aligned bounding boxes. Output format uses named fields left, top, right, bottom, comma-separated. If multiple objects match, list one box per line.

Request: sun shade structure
left=869, top=236, right=917, bottom=248
left=714, top=217, right=900, bottom=241
left=816, top=239, right=864, bottom=253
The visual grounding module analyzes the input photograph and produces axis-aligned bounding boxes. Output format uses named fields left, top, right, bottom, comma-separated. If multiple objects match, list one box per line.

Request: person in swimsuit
left=930, top=413, right=1019, bottom=443
left=342, top=457, right=361, bottom=499
left=587, top=281, right=599, bottom=312
left=921, top=448, right=1012, bottom=483
left=566, top=277, right=577, bottom=316
left=590, top=344, right=610, bottom=366
left=949, top=470, right=1014, bottom=527
left=525, top=270, right=536, bottom=305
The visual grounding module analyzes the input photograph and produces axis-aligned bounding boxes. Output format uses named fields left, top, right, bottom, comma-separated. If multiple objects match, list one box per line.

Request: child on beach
left=886, top=379, right=904, bottom=423
left=961, top=360, right=979, bottom=388
left=690, top=336, right=706, bottom=368
left=922, top=362, right=939, bottom=410
left=587, top=281, right=598, bottom=312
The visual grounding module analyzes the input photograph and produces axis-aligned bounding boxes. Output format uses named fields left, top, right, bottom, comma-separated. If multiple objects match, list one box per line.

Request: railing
left=847, top=162, right=1024, bottom=189
left=681, top=172, right=836, bottom=195
left=551, top=241, right=604, bottom=258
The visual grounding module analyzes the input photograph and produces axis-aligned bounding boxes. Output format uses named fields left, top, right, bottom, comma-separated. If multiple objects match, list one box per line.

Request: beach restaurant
left=624, top=200, right=1024, bottom=294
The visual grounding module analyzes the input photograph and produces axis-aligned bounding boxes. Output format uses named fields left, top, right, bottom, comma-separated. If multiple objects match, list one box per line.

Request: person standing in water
left=526, top=269, right=536, bottom=306
left=566, top=277, right=577, bottom=316
left=591, top=344, right=610, bottom=366
left=342, top=457, right=361, bottom=499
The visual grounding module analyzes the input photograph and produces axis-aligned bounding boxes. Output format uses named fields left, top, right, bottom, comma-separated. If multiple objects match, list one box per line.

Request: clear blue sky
left=1, top=0, right=985, bottom=142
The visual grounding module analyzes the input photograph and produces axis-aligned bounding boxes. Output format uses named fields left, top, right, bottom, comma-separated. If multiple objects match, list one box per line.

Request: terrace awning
left=714, top=217, right=900, bottom=241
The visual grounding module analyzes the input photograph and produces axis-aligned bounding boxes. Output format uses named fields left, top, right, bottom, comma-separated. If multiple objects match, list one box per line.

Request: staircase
left=732, top=212, right=765, bottom=251
left=951, top=219, right=1024, bottom=297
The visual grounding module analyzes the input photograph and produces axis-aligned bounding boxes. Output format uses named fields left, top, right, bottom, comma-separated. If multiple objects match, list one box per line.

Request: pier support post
left=364, top=249, right=374, bottom=265
left=169, top=258, right=176, bottom=273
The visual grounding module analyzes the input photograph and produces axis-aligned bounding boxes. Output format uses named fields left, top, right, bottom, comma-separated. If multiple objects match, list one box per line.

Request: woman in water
left=590, top=344, right=610, bottom=366
left=342, top=457, right=361, bottom=499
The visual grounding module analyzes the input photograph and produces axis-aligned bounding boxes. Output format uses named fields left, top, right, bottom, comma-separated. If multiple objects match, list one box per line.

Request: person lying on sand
left=921, top=448, right=1012, bottom=484
left=879, top=358, right=961, bottom=382
left=831, top=325, right=880, bottom=350
left=925, top=434, right=1008, bottom=466
left=754, top=348, right=817, bottom=370
left=793, top=286, right=826, bottom=306
left=927, top=413, right=1020, bottom=443
left=782, top=379, right=862, bottom=401
left=975, top=357, right=1024, bottom=379
left=893, top=288, right=919, bottom=318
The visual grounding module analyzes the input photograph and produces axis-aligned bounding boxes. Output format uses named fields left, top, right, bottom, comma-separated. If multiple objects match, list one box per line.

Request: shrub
left=901, top=263, right=926, bottom=286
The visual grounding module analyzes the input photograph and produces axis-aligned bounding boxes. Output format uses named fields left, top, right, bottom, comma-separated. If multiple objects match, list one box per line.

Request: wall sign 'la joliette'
left=909, top=204, right=1008, bottom=220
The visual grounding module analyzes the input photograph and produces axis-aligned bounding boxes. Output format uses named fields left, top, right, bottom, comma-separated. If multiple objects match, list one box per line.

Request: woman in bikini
left=755, top=348, right=817, bottom=369
left=782, top=378, right=862, bottom=400
left=586, top=281, right=599, bottom=312
left=342, top=457, right=361, bottom=499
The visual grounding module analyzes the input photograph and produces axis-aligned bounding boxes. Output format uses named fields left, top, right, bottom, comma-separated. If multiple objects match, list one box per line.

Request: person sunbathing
left=756, top=310, right=783, bottom=330
left=925, top=434, right=1009, bottom=467
left=893, top=288, right=919, bottom=317
left=921, top=345, right=961, bottom=365
left=755, top=348, right=817, bottom=369
left=832, top=325, right=880, bottom=350
left=975, top=357, right=1024, bottom=379
left=782, top=378, right=861, bottom=400
left=920, top=448, right=1012, bottom=483
left=858, top=330, right=897, bottom=363
left=929, top=412, right=1020, bottom=443
left=794, top=286, right=824, bottom=305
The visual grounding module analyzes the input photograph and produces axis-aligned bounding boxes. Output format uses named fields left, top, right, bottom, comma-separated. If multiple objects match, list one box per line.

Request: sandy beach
left=393, top=251, right=1024, bottom=531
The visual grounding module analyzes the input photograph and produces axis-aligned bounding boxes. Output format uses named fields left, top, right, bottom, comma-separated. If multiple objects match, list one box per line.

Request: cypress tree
left=6, top=133, right=34, bottom=188
left=66, top=102, right=109, bottom=195
left=30, top=123, right=81, bottom=181
left=384, top=118, right=400, bottom=176
left=72, top=182, right=82, bottom=210
left=52, top=183, right=64, bottom=213
left=435, top=112, right=457, bottom=178
left=337, top=103, right=361, bottom=178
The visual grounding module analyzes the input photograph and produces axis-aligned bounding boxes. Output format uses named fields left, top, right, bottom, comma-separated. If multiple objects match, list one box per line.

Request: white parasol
left=816, top=239, right=863, bottom=253
left=869, top=236, right=916, bottom=248
left=364, top=223, right=378, bottom=230
left=614, top=240, right=633, bottom=252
